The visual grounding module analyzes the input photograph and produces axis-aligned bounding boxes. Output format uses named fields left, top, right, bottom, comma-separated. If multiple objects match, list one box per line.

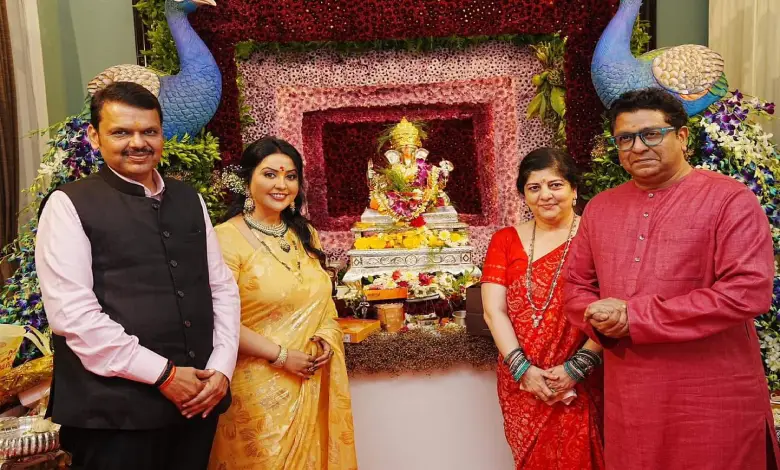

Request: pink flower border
left=238, top=44, right=551, bottom=265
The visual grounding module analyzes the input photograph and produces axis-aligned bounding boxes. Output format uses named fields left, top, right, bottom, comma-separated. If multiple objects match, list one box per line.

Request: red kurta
left=564, top=169, right=779, bottom=470
left=484, top=227, right=604, bottom=470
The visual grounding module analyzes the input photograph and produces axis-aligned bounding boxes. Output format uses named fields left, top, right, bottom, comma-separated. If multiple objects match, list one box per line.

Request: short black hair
left=607, top=87, right=688, bottom=133
left=516, top=147, right=579, bottom=192
left=89, top=82, right=163, bottom=130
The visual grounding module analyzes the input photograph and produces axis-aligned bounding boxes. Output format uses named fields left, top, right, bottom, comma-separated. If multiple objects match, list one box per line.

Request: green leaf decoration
left=526, top=93, right=543, bottom=119
left=550, top=87, right=566, bottom=117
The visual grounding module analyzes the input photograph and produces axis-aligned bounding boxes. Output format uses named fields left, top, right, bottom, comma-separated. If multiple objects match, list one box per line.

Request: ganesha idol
left=365, top=117, right=456, bottom=226
left=341, top=118, right=480, bottom=286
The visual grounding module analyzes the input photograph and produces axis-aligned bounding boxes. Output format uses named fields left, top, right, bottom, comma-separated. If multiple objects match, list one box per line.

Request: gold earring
left=243, top=188, right=255, bottom=214
left=573, top=197, right=578, bottom=207
left=289, top=201, right=296, bottom=212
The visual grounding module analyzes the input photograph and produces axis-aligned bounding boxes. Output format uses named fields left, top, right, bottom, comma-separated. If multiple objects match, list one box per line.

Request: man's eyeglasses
left=609, top=127, right=678, bottom=151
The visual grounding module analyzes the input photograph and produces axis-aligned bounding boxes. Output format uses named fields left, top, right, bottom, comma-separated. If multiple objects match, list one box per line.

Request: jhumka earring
left=289, top=201, right=296, bottom=212
left=573, top=197, right=578, bottom=207
left=243, top=189, right=255, bottom=214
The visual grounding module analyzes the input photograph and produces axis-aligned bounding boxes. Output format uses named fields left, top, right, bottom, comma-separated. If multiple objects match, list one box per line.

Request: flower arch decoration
left=190, top=0, right=620, bottom=164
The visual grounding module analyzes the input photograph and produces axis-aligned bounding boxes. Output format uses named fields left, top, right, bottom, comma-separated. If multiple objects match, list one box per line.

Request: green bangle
left=513, top=360, right=531, bottom=382
left=564, top=361, right=584, bottom=382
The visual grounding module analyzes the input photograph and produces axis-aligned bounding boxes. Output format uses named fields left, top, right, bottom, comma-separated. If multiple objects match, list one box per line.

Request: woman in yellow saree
left=208, top=137, right=357, bottom=470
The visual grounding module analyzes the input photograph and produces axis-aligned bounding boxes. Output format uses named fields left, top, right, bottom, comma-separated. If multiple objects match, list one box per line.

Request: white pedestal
left=349, top=367, right=515, bottom=470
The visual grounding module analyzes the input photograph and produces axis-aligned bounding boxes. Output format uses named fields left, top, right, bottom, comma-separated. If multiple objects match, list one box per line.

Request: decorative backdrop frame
left=191, top=0, right=620, bottom=164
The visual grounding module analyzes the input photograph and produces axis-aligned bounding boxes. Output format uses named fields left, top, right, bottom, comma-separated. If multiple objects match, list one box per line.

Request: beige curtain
left=1, top=0, right=48, bottom=282
left=709, top=0, right=780, bottom=141
left=6, top=0, right=48, bottom=221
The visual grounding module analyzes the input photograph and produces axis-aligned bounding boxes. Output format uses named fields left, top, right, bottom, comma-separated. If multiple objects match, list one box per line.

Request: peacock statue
left=592, top=0, right=728, bottom=116
left=87, top=0, right=222, bottom=139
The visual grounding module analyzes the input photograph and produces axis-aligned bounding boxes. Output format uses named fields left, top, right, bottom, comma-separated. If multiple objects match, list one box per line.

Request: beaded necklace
left=525, top=216, right=578, bottom=328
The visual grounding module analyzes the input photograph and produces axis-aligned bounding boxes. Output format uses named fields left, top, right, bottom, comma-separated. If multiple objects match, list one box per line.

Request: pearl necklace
left=243, top=215, right=291, bottom=252
left=525, top=216, right=578, bottom=328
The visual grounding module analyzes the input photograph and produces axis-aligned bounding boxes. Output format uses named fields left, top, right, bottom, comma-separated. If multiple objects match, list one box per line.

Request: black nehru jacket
left=43, top=165, right=228, bottom=429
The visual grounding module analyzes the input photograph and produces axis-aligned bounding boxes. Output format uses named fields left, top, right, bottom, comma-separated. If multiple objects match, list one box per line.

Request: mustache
left=122, top=147, right=154, bottom=157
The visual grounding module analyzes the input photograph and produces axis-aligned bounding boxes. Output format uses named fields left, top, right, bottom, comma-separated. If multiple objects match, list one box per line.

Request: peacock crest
left=86, top=0, right=221, bottom=139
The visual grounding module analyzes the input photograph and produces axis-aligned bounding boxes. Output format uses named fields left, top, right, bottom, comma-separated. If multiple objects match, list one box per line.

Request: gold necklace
left=249, top=229, right=302, bottom=281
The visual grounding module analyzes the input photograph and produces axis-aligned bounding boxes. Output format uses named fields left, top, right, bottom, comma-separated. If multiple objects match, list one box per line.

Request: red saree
left=483, top=227, right=604, bottom=470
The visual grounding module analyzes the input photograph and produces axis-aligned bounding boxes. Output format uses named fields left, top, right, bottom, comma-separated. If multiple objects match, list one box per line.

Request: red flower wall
left=191, top=0, right=620, bottom=165
left=303, top=104, right=491, bottom=231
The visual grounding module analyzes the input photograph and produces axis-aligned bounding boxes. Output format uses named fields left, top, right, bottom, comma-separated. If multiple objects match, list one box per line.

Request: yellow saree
left=209, top=221, right=357, bottom=470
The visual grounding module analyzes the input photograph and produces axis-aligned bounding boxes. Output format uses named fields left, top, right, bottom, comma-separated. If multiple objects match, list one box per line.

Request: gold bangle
left=271, top=346, right=288, bottom=368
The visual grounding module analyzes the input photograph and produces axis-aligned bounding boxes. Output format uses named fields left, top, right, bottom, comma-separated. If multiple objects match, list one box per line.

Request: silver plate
left=0, top=417, right=60, bottom=460
left=359, top=207, right=460, bottom=225
left=351, top=221, right=470, bottom=234
left=342, top=246, right=481, bottom=282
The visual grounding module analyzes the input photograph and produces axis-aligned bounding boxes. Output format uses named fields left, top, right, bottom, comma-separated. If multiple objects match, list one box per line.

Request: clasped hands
left=282, top=336, right=335, bottom=380
left=518, top=364, right=577, bottom=404
left=159, top=367, right=228, bottom=419
left=518, top=298, right=627, bottom=403
left=584, top=298, right=629, bottom=339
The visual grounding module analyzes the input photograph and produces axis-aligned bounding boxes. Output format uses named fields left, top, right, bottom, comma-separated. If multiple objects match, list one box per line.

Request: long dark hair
left=222, top=137, right=324, bottom=261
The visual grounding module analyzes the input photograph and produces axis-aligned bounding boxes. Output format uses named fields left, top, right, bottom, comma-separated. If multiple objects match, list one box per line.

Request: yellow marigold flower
left=370, top=238, right=388, bottom=250
left=450, top=233, right=462, bottom=243
left=354, top=238, right=373, bottom=250
left=402, top=236, right=421, bottom=249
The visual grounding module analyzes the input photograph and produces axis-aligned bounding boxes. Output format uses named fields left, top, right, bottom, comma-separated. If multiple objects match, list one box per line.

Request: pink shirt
left=35, top=167, right=240, bottom=384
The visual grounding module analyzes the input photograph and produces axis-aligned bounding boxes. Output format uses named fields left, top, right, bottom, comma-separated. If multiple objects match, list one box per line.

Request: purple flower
left=727, top=90, right=743, bottom=104
left=713, top=112, right=731, bottom=129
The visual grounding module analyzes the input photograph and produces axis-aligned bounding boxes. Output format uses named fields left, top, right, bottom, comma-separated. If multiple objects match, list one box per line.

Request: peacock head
left=167, top=0, right=216, bottom=15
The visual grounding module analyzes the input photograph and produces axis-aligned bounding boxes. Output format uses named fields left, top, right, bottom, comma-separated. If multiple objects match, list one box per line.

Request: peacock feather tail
left=592, top=0, right=727, bottom=116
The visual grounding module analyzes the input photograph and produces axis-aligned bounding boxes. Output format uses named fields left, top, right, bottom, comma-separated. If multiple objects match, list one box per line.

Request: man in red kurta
left=564, top=88, right=779, bottom=469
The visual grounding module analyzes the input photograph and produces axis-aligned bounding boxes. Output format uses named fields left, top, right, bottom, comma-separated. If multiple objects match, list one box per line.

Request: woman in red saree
left=482, top=148, right=604, bottom=469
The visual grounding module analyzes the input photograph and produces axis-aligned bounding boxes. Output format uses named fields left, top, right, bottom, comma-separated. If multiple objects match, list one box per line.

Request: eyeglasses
left=609, top=127, right=678, bottom=151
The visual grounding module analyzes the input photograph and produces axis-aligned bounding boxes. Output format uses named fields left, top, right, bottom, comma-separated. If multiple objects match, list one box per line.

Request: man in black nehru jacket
left=35, top=82, right=240, bottom=470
